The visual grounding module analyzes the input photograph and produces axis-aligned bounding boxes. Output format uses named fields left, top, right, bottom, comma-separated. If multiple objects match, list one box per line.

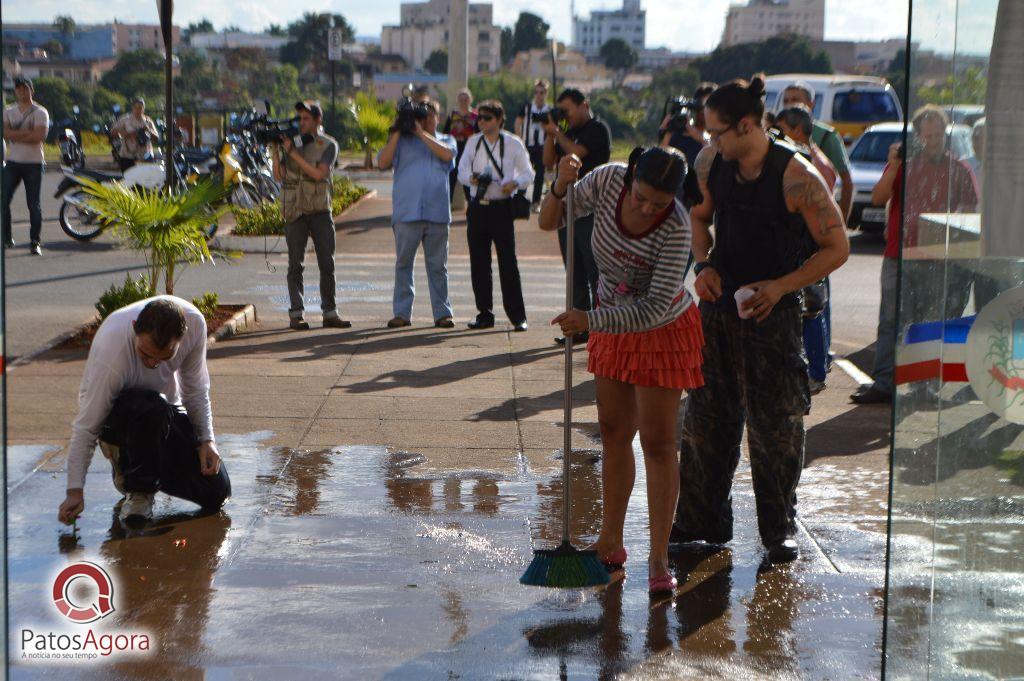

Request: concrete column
left=447, top=0, right=468, bottom=109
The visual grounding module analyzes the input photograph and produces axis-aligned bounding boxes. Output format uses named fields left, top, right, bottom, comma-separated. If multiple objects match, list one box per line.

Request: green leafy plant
left=96, top=274, right=155, bottom=320
left=79, top=177, right=230, bottom=295
left=191, top=291, right=220, bottom=321
left=349, top=92, right=395, bottom=168
left=232, top=177, right=368, bottom=235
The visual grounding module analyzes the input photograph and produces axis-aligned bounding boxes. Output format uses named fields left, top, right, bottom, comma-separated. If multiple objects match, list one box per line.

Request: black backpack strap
left=707, top=152, right=734, bottom=207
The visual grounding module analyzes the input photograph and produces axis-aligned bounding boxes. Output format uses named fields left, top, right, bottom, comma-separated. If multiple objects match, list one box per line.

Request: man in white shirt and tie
left=458, top=100, right=535, bottom=331
left=57, top=297, right=231, bottom=528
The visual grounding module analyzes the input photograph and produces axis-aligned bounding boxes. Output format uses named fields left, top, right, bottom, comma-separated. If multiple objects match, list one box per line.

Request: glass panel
left=832, top=91, right=901, bottom=124
left=884, top=0, right=1024, bottom=678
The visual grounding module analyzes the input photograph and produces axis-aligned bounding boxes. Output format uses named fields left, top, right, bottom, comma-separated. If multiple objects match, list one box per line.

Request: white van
left=764, top=74, right=903, bottom=144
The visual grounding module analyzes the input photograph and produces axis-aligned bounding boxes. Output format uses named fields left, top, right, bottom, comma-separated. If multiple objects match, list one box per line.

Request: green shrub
left=191, top=291, right=220, bottom=320
left=231, top=177, right=369, bottom=236
left=96, top=274, right=155, bottom=320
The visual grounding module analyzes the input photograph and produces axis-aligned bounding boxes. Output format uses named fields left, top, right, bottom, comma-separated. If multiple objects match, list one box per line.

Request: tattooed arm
left=742, top=154, right=849, bottom=322
left=689, top=145, right=722, bottom=302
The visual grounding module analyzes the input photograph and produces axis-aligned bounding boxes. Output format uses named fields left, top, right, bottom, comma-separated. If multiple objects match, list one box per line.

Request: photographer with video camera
left=659, top=82, right=717, bottom=168
left=110, top=97, right=158, bottom=172
left=514, top=79, right=552, bottom=210
left=271, top=100, right=351, bottom=331
left=542, top=88, right=612, bottom=345
left=378, top=97, right=458, bottom=329
left=457, top=100, right=534, bottom=331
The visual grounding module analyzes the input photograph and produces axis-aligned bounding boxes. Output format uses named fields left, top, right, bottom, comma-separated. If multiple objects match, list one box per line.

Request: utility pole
left=328, top=19, right=344, bottom=135
left=158, top=0, right=174, bottom=190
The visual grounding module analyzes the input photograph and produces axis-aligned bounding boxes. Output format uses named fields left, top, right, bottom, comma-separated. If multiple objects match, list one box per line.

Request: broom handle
left=562, top=181, right=576, bottom=544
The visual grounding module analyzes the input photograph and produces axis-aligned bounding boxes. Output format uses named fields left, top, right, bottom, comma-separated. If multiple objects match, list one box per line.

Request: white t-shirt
left=66, top=296, right=214, bottom=490
left=3, top=103, right=49, bottom=164
left=521, top=101, right=551, bottom=148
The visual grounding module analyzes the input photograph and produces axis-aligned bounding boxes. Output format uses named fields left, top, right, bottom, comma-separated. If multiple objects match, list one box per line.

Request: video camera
left=250, top=115, right=312, bottom=146
left=392, top=97, right=431, bottom=136
left=663, top=97, right=704, bottom=134
left=531, top=108, right=567, bottom=126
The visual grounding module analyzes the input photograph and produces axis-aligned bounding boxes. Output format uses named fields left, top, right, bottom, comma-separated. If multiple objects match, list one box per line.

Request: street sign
left=329, top=28, right=344, bottom=61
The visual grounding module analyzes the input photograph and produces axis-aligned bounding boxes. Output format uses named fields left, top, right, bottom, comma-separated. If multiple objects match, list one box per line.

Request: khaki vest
left=282, top=133, right=335, bottom=222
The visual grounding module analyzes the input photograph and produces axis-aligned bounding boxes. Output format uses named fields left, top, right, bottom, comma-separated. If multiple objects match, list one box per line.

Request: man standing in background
left=2, top=77, right=49, bottom=255
left=515, top=79, right=552, bottom=211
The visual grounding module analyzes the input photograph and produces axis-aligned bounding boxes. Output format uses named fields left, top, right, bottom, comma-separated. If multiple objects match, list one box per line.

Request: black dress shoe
left=4, top=236, right=14, bottom=248
left=467, top=317, right=495, bottom=330
left=512, top=321, right=528, bottom=332
left=850, top=386, right=892, bottom=404
left=766, top=539, right=799, bottom=563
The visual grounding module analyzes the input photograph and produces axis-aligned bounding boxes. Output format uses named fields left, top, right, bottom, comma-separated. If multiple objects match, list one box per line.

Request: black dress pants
left=466, top=200, right=527, bottom=324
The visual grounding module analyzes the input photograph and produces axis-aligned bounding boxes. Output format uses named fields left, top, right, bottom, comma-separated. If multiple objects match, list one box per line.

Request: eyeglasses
left=478, top=114, right=495, bottom=122
left=706, top=124, right=735, bottom=140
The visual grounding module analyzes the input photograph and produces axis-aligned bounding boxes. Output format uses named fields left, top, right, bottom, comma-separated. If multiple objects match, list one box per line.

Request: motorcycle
left=55, top=105, right=85, bottom=169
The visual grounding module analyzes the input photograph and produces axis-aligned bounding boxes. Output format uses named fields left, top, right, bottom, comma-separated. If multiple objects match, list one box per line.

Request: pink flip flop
left=648, top=573, right=678, bottom=597
left=600, top=547, right=627, bottom=572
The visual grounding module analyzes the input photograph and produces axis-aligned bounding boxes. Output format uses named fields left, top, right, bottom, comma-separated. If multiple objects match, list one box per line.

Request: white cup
left=734, top=287, right=757, bottom=319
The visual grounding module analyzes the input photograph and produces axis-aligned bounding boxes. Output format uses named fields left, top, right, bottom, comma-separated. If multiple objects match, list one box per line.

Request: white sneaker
left=99, top=441, right=125, bottom=494
left=119, top=492, right=155, bottom=525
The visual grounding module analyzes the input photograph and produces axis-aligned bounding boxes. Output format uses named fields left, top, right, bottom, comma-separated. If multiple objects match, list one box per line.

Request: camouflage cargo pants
left=676, top=301, right=810, bottom=546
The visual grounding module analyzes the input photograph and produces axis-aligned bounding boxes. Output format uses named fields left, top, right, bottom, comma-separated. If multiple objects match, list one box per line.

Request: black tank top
left=708, top=138, right=808, bottom=310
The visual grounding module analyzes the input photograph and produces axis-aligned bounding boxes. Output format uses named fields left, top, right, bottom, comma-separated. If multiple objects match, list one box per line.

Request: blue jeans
left=2, top=161, right=43, bottom=243
left=802, top=279, right=832, bottom=382
left=392, top=220, right=453, bottom=321
left=871, top=257, right=899, bottom=393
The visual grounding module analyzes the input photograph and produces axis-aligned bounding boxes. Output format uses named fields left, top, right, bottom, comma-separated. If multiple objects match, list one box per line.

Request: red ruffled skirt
left=587, top=303, right=704, bottom=390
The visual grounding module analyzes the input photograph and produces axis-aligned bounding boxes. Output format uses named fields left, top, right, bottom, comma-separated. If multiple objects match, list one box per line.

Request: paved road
left=4, top=168, right=885, bottom=370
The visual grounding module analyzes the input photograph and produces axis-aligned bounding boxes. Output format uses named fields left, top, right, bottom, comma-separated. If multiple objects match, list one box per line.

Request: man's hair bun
left=747, top=73, right=767, bottom=99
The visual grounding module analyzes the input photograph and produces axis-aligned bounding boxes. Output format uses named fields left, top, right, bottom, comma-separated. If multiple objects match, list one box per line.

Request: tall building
left=721, top=0, right=825, bottom=48
left=572, top=0, right=646, bottom=58
left=380, top=0, right=501, bottom=76
left=1, top=22, right=181, bottom=60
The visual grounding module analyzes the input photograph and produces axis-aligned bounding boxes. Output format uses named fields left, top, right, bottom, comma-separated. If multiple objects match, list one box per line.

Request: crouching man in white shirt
left=57, top=296, right=231, bottom=527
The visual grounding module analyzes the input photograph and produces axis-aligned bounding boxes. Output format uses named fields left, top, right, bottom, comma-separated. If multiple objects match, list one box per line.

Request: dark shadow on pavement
left=805, top=404, right=891, bottom=465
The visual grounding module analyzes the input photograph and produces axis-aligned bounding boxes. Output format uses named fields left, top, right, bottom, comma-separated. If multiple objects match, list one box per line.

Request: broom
left=520, top=180, right=610, bottom=589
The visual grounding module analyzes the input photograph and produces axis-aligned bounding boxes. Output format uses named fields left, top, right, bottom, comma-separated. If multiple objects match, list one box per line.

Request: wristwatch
left=693, top=262, right=711, bottom=275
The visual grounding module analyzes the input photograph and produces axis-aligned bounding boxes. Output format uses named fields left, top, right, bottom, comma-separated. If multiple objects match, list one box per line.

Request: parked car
left=764, top=74, right=904, bottom=145
left=846, top=121, right=978, bottom=234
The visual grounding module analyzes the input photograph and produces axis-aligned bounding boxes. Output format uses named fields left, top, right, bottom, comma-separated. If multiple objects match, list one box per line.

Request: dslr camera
left=393, top=97, right=431, bottom=136
left=536, top=108, right=567, bottom=126
left=251, top=115, right=312, bottom=147
left=471, top=171, right=493, bottom=203
left=663, top=97, right=704, bottom=134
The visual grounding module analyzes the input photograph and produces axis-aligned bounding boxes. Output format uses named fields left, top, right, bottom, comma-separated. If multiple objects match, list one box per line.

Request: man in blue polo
left=377, top=98, right=457, bottom=329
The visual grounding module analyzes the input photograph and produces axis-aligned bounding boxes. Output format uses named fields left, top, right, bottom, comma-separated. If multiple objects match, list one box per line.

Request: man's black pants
left=557, top=215, right=599, bottom=312
left=2, top=161, right=43, bottom=243
left=676, top=302, right=810, bottom=546
left=466, top=200, right=527, bottom=324
left=527, top=144, right=546, bottom=204
left=99, top=389, right=231, bottom=510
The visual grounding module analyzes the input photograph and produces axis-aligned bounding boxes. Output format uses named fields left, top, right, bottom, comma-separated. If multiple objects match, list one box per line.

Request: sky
left=0, top=0, right=998, bottom=55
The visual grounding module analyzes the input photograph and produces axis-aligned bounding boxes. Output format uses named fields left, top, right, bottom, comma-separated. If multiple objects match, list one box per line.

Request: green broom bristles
left=520, top=541, right=610, bottom=588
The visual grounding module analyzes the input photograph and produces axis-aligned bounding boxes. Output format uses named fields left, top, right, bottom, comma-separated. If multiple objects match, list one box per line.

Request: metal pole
left=331, top=61, right=337, bottom=135
left=561, top=183, right=575, bottom=543
left=165, top=51, right=173, bottom=190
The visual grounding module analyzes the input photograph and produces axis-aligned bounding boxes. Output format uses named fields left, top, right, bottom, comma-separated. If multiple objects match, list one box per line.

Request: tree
left=92, top=86, right=124, bottom=120
left=917, top=66, right=987, bottom=106
left=266, top=24, right=287, bottom=37
left=467, top=73, right=534, bottom=130
left=500, top=27, right=515, bottom=65
left=53, top=15, right=76, bottom=38
left=424, top=49, right=448, bottom=75
left=31, top=77, right=75, bottom=124
left=512, top=12, right=549, bottom=55
left=174, top=48, right=221, bottom=108
left=42, top=39, right=64, bottom=57
left=100, top=49, right=166, bottom=102
left=280, top=12, right=355, bottom=77
left=692, top=34, right=831, bottom=83
left=222, top=25, right=242, bottom=34
left=600, top=38, right=638, bottom=71
left=185, top=19, right=214, bottom=37
left=349, top=92, right=396, bottom=167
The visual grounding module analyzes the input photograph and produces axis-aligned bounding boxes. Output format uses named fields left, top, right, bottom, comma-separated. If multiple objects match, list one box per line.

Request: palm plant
left=349, top=92, right=395, bottom=168
left=79, top=177, right=231, bottom=295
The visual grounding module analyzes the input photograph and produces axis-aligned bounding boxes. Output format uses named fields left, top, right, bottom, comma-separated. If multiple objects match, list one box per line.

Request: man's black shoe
left=766, top=539, right=799, bottom=563
left=467, top=317, right=495, bottom=330
left=555, top=331, right=589, bottom=346
left=4, top=236, right=14, bottom=248
left=513, top=321, right=528, bottom=332
left=850, top=386, right=891, bottom=404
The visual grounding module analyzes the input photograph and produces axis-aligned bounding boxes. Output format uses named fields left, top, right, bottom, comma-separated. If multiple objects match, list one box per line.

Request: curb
left=208, top=304, right=258, bottom=344
left=211, top=190, right=379, bottom=255
left=7, top=304, right=258, bottom=372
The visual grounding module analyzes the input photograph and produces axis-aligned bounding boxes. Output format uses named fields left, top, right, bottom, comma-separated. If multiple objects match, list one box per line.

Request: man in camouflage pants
left=674, top=77, right=849, bottom=563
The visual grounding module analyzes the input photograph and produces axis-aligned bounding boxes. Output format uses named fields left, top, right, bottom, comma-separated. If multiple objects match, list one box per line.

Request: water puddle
left=7, top=432, right=886, bottom=679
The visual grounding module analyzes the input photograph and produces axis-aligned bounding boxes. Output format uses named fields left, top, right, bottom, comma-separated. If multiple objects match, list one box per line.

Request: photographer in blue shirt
left=378, top=98, right=458, bottom=329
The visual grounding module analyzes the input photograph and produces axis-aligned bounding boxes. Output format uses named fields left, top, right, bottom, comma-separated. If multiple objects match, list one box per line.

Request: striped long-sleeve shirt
left=569, top=163, right=694, bottom=334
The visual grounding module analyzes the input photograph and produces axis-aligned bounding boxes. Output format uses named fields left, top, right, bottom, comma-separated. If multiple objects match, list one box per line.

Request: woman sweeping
left=538, top=146, right=702, bottom=595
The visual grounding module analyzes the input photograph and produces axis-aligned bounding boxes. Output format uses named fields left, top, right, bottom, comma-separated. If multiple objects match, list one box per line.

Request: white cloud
left=0, top=0, right=993, bottom=54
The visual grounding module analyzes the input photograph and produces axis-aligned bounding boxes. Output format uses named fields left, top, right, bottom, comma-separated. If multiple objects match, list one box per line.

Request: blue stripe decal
left=904, top=315, right=975, bottom=345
